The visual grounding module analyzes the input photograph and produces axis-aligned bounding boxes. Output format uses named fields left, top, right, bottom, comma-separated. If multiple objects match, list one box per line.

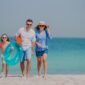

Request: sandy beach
left=0, top=75, right=85, bottom=85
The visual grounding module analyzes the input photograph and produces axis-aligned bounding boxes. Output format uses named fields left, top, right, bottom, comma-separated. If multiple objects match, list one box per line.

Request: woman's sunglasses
left=39, top=25, right=45, bottom=27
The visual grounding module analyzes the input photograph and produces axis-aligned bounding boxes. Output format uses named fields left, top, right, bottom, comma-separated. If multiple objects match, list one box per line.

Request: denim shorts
left=36, top=49, right=48, bottom=57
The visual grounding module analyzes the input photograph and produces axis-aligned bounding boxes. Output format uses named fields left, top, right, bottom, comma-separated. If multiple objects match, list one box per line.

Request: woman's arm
left=36, top=42, right=42, bottom=48
left=31, top=41, right=36, bottom=55
left=46, top=28, right=52, bottom=39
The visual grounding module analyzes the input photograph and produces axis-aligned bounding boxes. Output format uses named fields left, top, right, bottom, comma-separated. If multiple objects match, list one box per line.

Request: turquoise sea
left=0, top=38, right=85, bottom=75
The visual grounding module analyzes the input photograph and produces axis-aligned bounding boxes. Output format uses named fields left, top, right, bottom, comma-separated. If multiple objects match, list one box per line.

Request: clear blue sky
left=0, top=0, right=85, bottom=37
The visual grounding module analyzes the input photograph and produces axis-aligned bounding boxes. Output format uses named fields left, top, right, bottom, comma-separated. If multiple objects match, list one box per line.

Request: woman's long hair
left=0, top=33, right=10, bottom=42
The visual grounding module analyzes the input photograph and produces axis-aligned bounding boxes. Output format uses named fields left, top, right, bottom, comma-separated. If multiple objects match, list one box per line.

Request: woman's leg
left=42, top=53, right=47, bottom=78
left=6, top=64, right=8, bottom=77
left=37, top=57, right=42, bottom=76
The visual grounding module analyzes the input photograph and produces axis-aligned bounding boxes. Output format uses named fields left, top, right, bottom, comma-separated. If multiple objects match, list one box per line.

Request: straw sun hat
left=35, top=21, right=49, bottom=30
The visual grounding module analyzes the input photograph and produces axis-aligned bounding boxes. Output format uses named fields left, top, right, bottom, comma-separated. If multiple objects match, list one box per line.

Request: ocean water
left=0, top=38, right=85, bottom=75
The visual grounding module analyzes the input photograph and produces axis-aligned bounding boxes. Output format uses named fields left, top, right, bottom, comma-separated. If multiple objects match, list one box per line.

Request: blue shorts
left=21, top=48, right=32, bottom=62
left=36, top=49, right=48, bottom=58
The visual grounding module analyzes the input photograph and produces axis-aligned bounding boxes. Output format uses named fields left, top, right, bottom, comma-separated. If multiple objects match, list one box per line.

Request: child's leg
left=6, top=64, right=8, bottom=77
left=1, top=61, right=5, bottom=77
left=2, top=63, right=4, bottom=73
left=2, top=58, right=5, bottom=73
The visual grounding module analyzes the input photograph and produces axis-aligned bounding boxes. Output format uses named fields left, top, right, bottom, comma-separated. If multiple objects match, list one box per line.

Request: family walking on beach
left=0, top=19, right=51, bottom=79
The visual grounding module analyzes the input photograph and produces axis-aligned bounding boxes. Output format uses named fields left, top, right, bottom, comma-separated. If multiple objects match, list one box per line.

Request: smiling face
left=25, top=19, right=33, bottom=30
left=26, top=21, right=32, bottom=29
left=1, top=34, right=9, bottom=42
left=39, top=24, right=45, bottom=32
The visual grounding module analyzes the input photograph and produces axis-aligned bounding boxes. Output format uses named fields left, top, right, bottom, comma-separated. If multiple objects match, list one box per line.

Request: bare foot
left=44, top=75, right=46, bottom=80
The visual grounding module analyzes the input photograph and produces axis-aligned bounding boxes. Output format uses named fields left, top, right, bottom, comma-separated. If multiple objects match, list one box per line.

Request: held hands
left=36, top=42, right=42, bottom=48
left=31, top=50, right=34, bottom=56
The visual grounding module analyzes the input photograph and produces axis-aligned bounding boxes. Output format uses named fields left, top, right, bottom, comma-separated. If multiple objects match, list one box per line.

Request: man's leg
left=20, top=62, right=24, bottom=76
left=26, top=59, right=31, bottom=78
left=26, top=47, right=32, bottom=78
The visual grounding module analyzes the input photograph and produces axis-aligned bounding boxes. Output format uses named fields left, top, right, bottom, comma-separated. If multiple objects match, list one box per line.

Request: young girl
left=35, top=21, right=51, bottom=79
left=0, top=33, right=10, bottom=77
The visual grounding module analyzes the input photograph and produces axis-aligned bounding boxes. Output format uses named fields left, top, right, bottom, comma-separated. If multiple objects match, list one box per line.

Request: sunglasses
left=2, top=37, right=7, bottom=39
left=39, top=25, right=45, bottom=27
left=26, top=24, right=32, bottom=26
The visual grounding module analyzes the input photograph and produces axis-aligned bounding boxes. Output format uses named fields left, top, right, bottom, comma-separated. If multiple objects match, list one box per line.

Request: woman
left=35, top=21, right=51, bottom=79
left=0, top=33, right=10, bottom=77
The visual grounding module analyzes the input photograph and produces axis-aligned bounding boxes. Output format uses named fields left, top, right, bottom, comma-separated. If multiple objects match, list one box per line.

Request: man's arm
left=15, top=28, right=22, bottom=45
left=15, top=34, right=22, bottom=45
left=31, top=41, right=36, bottom=55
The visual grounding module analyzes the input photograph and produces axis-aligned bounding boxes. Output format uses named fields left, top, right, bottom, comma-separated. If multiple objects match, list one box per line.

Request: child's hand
left=11, top=46, right=14, bottom=51
left=10, top=46, right=14, bottom=53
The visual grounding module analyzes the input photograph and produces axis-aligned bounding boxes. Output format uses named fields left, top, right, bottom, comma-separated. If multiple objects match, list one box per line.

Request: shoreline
left=0, top=74, right=85, bottom=85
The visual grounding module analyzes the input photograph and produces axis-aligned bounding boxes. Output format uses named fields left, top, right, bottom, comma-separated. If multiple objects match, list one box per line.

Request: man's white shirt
left=16, top=27, right=36, bottom=50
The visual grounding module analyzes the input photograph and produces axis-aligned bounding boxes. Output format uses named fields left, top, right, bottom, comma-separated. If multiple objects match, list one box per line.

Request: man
left=16, top=19, right=36, bottom=78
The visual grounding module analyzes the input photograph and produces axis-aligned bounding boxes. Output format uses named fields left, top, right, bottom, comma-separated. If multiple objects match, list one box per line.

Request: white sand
left=0, top=75, right=85, bottom=85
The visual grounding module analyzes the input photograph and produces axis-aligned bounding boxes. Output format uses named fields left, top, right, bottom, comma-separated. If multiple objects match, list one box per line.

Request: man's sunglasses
left=26, top=24, right=32, bottom=26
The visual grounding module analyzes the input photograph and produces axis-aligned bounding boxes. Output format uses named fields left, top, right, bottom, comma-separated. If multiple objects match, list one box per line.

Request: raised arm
left=46, top=27, right=52, bottom=39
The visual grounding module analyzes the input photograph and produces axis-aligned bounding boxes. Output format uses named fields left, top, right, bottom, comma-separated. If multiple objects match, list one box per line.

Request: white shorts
left=21, top=47, right=32, bottom=62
